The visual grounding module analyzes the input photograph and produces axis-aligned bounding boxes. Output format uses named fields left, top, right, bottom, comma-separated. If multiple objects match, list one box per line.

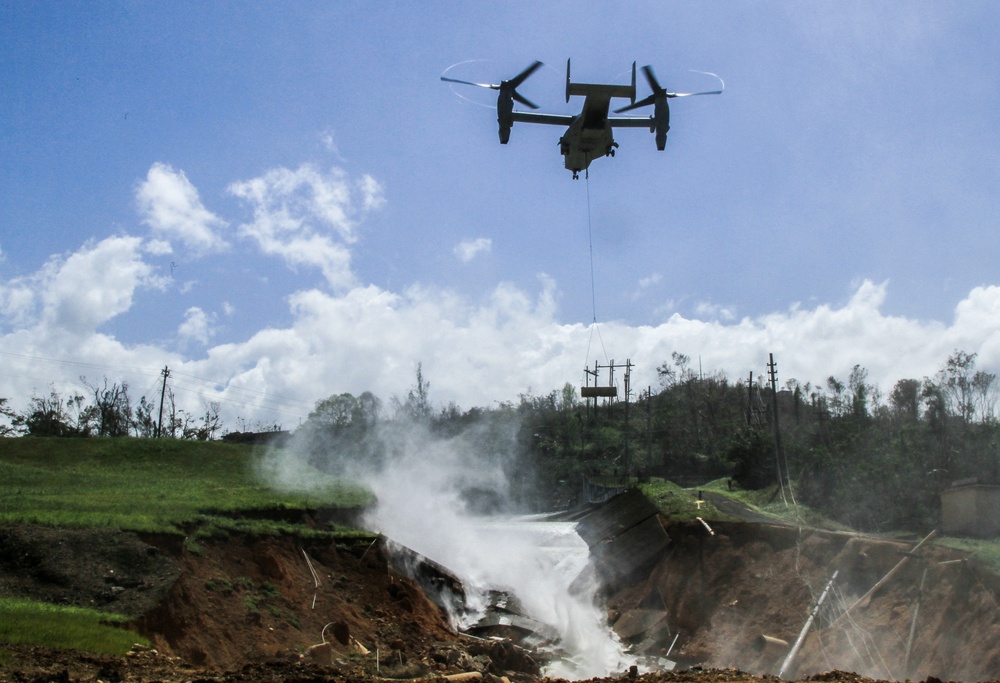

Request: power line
left=0, top=350, right=316, bottom=425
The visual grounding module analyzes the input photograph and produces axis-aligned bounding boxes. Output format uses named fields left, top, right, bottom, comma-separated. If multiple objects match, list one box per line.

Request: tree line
left=2, top=352, right=997, bottom=532
left=0, top=377, right=228, bottom=440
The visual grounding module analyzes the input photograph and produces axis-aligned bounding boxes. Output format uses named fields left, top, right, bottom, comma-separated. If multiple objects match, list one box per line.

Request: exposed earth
left=2, top=500, right=1000, bottom=683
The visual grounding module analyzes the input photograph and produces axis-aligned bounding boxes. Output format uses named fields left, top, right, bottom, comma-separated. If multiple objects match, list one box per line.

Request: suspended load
left=580, top=385, right=617, bottom=398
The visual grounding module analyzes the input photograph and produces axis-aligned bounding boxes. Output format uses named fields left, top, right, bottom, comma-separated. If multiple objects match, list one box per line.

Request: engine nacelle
left=497, top=88, right=514, bottom=144
left=653, top=97, right=670, bottom=151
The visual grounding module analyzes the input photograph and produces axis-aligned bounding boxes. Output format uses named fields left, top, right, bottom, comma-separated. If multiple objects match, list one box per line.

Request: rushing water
left=375, top=511, right=635, bottom=679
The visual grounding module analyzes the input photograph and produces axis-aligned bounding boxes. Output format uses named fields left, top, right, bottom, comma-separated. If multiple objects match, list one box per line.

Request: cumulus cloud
left=4, top=236, right=155, bottom=335
left=228, top=164, right=384, bottom=290
left=7, top=163, right=1000, bottom=435
left=178, top=307, right=216, bottom=345
left=136, top=163, right=228, bottom=255
left=3, top=233, right=1000, bottom=432
left=454, top=237, right=492, bottom=263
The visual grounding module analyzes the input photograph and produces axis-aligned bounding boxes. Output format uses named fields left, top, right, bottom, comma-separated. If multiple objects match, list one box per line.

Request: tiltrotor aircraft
left=442, top=60, right=723, bottom=178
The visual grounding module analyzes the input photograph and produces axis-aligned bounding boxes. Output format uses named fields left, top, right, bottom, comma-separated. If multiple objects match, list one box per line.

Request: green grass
left=0, top=437, right=373, bottom=533
left=638, top=478, right=725, bottom=522
left=639, top=477, right=853, bottom=530
left=0, top=436, right=378, bottom=659
left=0, top=597, right=148, bottom=655
left=644, top=478, right=1000, bottom=577
left=698, top=478, right=854, bottom=530
left=935, top=535, right=1000, bottom=576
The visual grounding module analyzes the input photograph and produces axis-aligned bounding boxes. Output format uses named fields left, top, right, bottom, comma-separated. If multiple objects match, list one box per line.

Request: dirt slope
left=4, top=512, right=1000, bottom=683
left=0, top=524, right=541, bottom=682
left=607, top=520, right=1000, bottom=682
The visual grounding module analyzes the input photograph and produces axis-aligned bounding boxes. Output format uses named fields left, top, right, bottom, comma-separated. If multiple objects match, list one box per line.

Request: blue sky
left=2, top=2, right=999, bottom=428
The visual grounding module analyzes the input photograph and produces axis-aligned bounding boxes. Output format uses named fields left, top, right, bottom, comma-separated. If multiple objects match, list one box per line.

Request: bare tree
left=392, top=362, right=433, bottom=422
left=83, top=377, right=134, bottom=437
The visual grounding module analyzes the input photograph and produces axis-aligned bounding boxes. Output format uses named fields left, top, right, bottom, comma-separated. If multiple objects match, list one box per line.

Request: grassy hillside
left=0, top=437, right=372, bottom=534
left=0, top=437, right=374, bottom=658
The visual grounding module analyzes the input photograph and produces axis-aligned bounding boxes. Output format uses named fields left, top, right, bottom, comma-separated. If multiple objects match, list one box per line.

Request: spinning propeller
left=441, top=60, right=543, bottom=110
left=614, top=65, right=724, bottom=113
left=441, top=60, right=544, bottom=143
left=615, top=66, right=723, bottom=150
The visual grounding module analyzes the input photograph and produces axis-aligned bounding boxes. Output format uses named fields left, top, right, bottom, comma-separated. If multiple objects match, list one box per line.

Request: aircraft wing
left=511, top=112, right=576, bottom=126
left=608, top=116, right=653, bottom=129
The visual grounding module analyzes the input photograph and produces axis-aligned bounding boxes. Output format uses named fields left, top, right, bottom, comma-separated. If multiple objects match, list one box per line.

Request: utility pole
left=156, top=366, right=170, bottom=438
left=768, top=353, right=793, bottom=506
left=646, top=386, right=653, bottom=478
left=623, top=359, right=632, bottom=482
left=767, top=355, right=785, bottom=504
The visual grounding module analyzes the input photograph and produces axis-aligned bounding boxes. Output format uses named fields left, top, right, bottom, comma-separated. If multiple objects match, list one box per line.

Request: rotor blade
left=511, top=90, right=539, bottom=110
left=641, top=65, right=662, bottom=93
left=614, top=94, right=656, bottom=113
left=440, top=76, right=500, bottom=90
left=667, top=71, right=725, bottom=97
left=665, top=89, right=723, bottom=98
left=508, top=60, right=543, bottom=89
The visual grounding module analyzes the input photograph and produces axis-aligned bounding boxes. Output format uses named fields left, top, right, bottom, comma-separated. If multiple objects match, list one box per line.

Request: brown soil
left=2, top=516, right=1000, bottom=683
left=607, top=520, right=1000, bottom=682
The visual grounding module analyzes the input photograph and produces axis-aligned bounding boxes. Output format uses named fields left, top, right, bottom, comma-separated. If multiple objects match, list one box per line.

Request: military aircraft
left=442, top=60, right=723, bottom=179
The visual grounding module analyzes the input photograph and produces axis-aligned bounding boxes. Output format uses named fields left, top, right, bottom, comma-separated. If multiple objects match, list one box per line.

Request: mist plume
left=257, top=413, right=634, bottom=679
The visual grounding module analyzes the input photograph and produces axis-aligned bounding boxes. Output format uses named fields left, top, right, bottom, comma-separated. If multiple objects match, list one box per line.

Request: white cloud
left=0, top=277, right=35, bottom=329
left=358, top=174, right=385, bottom=212
left=319, top=129, right=339, bottom=154
left=694, top=300, right=737, bottom=321
left=638, top=274, right=661, bottom=289
left=136, top=163, right=228, bottom=255
left=7, top=157, right=1000, bottom=436
left=453, top=237, right=492, bottom=263
left=228, top=164, right=384, bottom=290
left=143, top=238, right=173, bottom=256
left=28, top=236, right=155, bottom=335
left=178, top=306, right=216, bottom=345
left=3, top=241, right=1000, bottom=432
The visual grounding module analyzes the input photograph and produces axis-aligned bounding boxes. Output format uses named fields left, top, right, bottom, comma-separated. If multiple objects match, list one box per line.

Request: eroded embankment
left=134, top=533, right=458, bottom=670
left=0, top=522, right=464, bottom=673
left=6, top=501, right=1000, bottom=683
left=606, top=518, right=1000, bottom=682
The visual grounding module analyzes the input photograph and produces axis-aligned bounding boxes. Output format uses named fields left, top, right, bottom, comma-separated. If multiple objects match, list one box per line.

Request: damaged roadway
left=3, top=489, right=1000, bottom=683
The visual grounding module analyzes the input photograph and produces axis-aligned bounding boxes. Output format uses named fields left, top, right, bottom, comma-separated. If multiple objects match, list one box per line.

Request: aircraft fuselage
left=559, top=86, right=623, bottom=177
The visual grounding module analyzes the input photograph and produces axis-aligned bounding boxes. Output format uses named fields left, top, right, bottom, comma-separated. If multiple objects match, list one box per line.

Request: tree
left=134, top=396, right=157, bottom=438
left=826, top=375, right=847, bottom=417
left=657, top=352, right=695, bottom=389
left=18, top=388, right=89, bottom=437
left=972, top=369, right=999, bottom=424
left=940, top=350, right=978, bottom=424
left=848, top=364, right=870, bottom=419
left=357, top=391, right=382, bottom=429
left=728, top=428, right=775, bottom=489
left=183, top=401, right=223, bottom=440
left=889, top=379, right=922, bottom=422
left=393, top=363, right=433, bottom=423
left=0, top=397, right=19, bottom=436
left=309, top=393, right=361, bottom=432
left=83, top=377, right=133, bottom=437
